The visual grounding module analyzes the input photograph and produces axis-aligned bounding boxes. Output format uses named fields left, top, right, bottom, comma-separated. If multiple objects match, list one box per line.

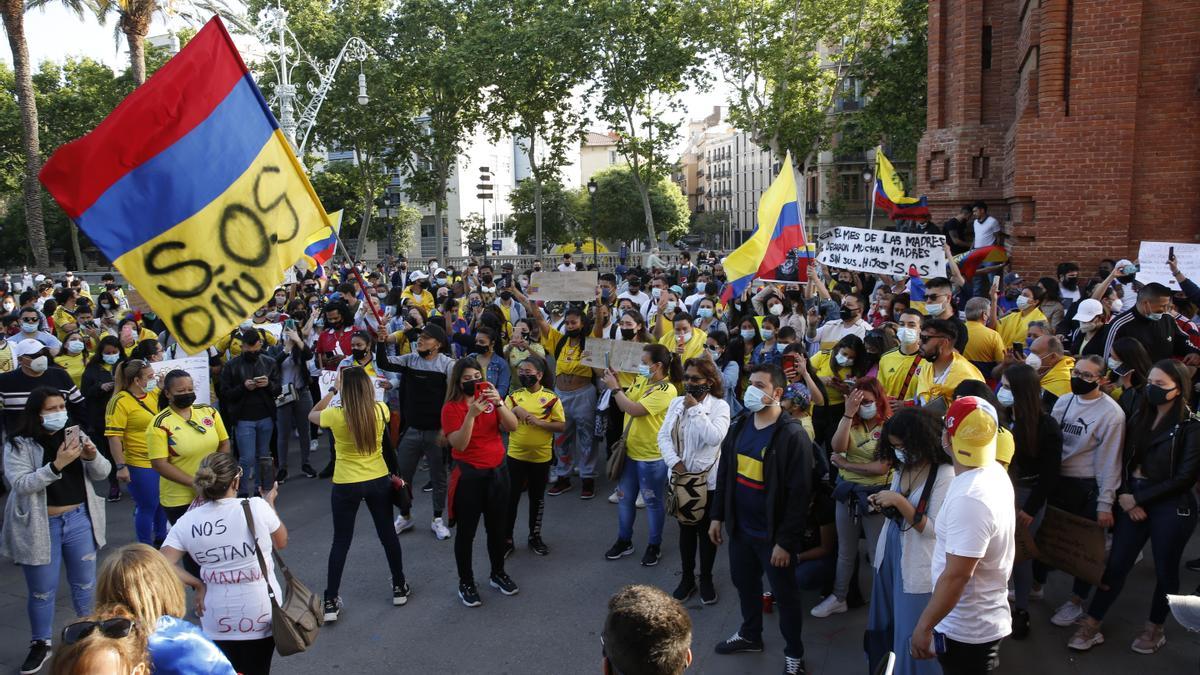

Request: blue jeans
left=617, top=457, right=667, bottom=546
left=127, top=465, right=167, bottom=545
left=236, top=417, right=275, bottom=497
left=1087, top=483, right=1198, bottom=624
left=21, top=506, right=97, bottom=640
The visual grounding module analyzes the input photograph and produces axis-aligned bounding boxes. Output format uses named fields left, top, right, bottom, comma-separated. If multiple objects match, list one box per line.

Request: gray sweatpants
left=553, top=386, right=598, bottom=480
left=396, top=427, right=446, bottom=518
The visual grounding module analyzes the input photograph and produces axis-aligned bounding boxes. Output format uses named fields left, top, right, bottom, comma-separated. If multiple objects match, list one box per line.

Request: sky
left=7, top=5, right=732, bottom=151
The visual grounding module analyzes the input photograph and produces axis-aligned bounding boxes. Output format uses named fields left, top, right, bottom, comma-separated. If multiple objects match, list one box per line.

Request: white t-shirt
left=972, top=216, right=1001, bottom=248
left=930, top=462, right=1015, bottom=644
left=619, top=291, right=652, bottom=317
left=557, top=262, right=576, bottom=272
left=163, top=497, right=282, bottom=641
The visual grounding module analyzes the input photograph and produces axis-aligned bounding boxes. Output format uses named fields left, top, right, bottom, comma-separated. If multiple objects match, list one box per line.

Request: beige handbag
left=242, top=500, right=323, bottom=656
left=665, top=412, right=717, bottom=526
left=606, top=415, right=635, bottom=481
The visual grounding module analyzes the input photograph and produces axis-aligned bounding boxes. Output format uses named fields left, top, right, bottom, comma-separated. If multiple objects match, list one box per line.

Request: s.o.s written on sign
left=816, top=226, right=947, bottom=277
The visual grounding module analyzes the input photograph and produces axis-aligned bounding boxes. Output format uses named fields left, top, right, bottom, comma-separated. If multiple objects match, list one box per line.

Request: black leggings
left=214, top=636, right=274, bottom=675
left=678, top=509, right=716, bottom=581
left=505, top=456, right=549, bottom=541
left=164, top=504, right=200, bottom=578
left=326, top=476, right=405, bottom=600
left=453, top=463, right=510, bottom=584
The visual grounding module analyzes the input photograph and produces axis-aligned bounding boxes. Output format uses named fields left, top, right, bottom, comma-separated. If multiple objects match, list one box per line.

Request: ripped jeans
left=617, top=457, right=667, bottom=546
left=21, top=506, right=97, bottom=641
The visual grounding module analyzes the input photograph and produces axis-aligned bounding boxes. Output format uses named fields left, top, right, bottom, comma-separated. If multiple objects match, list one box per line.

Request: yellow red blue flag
left=39, top=17, right=330, bottom=353
left=720, top=153, right=810, bottom=302
left=874, top=147, right=929, bottom=220
left=303, top=210, right=342, bottom=277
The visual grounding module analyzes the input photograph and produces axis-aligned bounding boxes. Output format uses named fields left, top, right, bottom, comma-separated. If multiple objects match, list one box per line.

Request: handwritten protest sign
left=1034, top=506, right=1107, bottom=587
left=1014, top=522, right=1040, bottom=564
left=317, top=367, right=387, bottom=403
left=816, top=226, right=946, bottom=277
left=150, top=355, right=211, bottom=404
left=1136, top=241, right=1200, bottom=290
left=581, top=338, right=647, bottom=374
left=527, top=271, right=598, bottom=302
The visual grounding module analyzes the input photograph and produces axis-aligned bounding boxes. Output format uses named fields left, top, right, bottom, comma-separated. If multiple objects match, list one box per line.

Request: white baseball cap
left=1073, top=298, right=1104, bottom=323
left=14, top=338, right=47, bottom=358
left=409, top=271, right=429, bottom=282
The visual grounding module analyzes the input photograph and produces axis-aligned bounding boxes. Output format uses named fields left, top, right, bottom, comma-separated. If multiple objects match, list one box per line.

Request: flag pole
left=329, top=229, right=387, bottom=335
left=868, top=146, right=878, bottom=230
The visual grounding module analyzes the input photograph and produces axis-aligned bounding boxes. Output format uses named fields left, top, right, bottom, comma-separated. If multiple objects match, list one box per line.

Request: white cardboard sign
left=816, top=226, right=946, bottom=277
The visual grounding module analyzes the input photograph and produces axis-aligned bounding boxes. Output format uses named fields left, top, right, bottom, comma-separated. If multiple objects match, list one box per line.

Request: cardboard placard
left=1136, top=240, right=1200, bottom=290
left=317, top=367, right=387, bottom=403
left=149, top=355, right=211, bottom=405
left=125, top=288, right=152, bottom=313
left=1014, top=521, right=1040, bottom=564
left=816, top=226, right=946, bottom=277
left=581, top=338, right=646, bottom=374
left=1033, top=506, right=1107, bottom=587
left=526, top=271, right=599, bottom=302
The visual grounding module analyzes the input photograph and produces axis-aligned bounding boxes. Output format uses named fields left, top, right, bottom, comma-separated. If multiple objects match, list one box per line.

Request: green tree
left=84, top=0, right=162, bottom=85
left=589, top=164, right=688, bottom=246
left=479, top=0, right=593, bottom=255
left=590, top=0, right=704, bottom=245
left=503, top=178, right=586, bottom=251
left=459, top=212, right=487, bottom=257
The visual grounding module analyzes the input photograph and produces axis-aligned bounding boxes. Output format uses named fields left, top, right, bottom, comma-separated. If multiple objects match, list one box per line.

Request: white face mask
left=893, top=449, right=908, bottom=465
left=1107, top=357, right=1124, bottom=373
left=768, top=303, right=784, bottom=316
left=665, top=301, right=677, bottom=313
left=1024, top=352, right=1042, bottom=369
left=859, top=403, right=877, bottom=420
left=897, top=327, right=919, bottom=345
left=1016, top=295, right=1031, bottom=311
left=996, top=386, right=1015, bottom=407
left=924, top=302, right=944, bottom=316
left=835, top=352, right=854, bottom=367
left=680, top=330, right=693, bottom=344
left=651, top=288, right=662, bottom=299
left=28, top=355, right=48, bottom=373
left=1110, top=297, right=1123, bottom=313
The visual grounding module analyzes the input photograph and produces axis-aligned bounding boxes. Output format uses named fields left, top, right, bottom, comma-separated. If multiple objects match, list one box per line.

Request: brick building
left=917, top=0, right=1200, bottom=277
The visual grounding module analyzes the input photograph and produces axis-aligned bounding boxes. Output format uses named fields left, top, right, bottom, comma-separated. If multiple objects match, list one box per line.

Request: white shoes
left=431, top=517, right=451, bottom=540
left=607, top=489, right=646, bottom=508
left=1051, top=600, right=1085, bottom=627
left=810, top=594, right=848, bottom=618
left=393, top=515, right=414, bottom=534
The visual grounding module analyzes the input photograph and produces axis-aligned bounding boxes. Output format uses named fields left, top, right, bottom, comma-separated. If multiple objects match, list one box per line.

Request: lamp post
left=862, top=169, right=875, bottom=229
left=587, top=178, right=598, bottom=269
left=256, top=2, right=375, bottom=156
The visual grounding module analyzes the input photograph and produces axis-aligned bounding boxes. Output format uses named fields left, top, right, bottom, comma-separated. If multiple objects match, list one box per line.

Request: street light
left=587, top=179, right=598, bottom=269
left=357, top=69, right=369, bottom=106
left=477, top=167, right=494, bottom=264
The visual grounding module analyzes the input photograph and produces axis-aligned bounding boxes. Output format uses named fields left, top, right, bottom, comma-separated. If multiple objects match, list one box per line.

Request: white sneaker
left=1051, top=600, right=1085, bottom=627
left=810, top=594, right=847, bottom=618
left=608, top=489, right=620, bottom=504
left=1030, top=585, right=1044, bottom=601
left=636, top=492, right=646, bottom=509
left=393, top=515, right=414, bottom=534
left=431, top=517, right=451, bottom=540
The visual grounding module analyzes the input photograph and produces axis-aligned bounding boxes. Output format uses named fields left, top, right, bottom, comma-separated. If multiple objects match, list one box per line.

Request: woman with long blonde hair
left=104, top=359, right=163, bottom=545
left=95, top=544, right=234, bottom=675
left=308, top=366, right=408, bottom=622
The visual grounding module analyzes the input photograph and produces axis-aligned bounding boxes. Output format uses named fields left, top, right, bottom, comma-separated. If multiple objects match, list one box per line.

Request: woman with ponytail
left=104, top=359, right=163, bottom=545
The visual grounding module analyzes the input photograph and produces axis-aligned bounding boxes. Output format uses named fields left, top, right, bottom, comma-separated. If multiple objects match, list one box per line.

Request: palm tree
left=91, top=0, right=161, bottom=85
left=0, top=0, right=48, bottom=268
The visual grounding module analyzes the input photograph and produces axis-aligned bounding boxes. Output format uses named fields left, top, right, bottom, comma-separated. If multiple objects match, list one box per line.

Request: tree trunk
left=125, top=24, right=147, bottom=85
left=1, top=3, right=48, bottom=270
left=636, top=178, right=655, bottom=245
left=525, top=135, right=544, bottom=257
left=68, top=222, right=84, bottom=271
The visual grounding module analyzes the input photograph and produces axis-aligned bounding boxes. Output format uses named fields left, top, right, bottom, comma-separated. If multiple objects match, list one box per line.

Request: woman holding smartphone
left=442, top=357, right=519, bottom=607
left=105, top=359, right=163, bottom=546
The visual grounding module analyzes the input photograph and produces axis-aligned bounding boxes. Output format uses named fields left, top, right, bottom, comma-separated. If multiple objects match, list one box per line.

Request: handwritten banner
left=1136, top=241, right=1200, bottom=290
left=581, top=338, right=647, bottom=374
left=1034, top=506, right=1107, bottom=587
left=317, top=367, right=387, bottom=403
left=527, top=271, right=598, bottom=302
left=150, top=355, right=212, bottom=404
left=816, top=226, right=946, bottom=277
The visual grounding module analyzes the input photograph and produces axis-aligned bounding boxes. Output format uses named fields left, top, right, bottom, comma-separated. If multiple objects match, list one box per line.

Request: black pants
left=505, top=456, right=549, bottom=541
left=325, top=476, right=405, bottom=600
left=728, top=531, right=804, bottom=658
left=214, top=636, right=274, bottom=675
left=604, top=404, right=625, bottom=456
left=453, top=463, right=510, bottom=584
left=164, top=504, right=200, bottom=578
left=812, top=402, right=844, bottom=453
left=936, top=634, right=1001, bottom=675
left=678, top=507, right=715, bottom=581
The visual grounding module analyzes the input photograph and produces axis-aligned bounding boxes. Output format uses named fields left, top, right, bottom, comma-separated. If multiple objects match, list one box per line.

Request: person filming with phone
left=217, top=330, right=281, bottom=499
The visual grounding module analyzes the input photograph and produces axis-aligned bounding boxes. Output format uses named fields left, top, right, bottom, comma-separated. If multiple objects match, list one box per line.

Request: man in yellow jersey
left=878, top=308, right=924, bottom=404
left=514, top=286, right=600, bottom=499
left=912, top=319, right=984, bottom=412
left=658, top=312, right=708, bottom=362
left=995, top=285, right=1048, bottom=347
left=401, top=271, right=436, bottom=315
left=960, top=297, right=1007, bottom=375
left=1027, top=335, right=1074, bottom=409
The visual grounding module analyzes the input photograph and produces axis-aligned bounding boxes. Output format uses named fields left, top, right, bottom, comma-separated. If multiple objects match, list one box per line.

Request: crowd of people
left=1, top=223, right=1199, bottom=674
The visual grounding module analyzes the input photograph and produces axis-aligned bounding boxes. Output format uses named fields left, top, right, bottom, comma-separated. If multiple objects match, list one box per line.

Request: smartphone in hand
left=64, top=425, right=81, bottom=450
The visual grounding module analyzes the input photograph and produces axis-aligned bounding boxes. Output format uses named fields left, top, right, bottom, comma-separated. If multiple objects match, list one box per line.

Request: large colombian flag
left=40, top=17, right=330, bottom=353
left=874, top=147, right=930, bottom=220
left=720, top=153, right=811, bottom=302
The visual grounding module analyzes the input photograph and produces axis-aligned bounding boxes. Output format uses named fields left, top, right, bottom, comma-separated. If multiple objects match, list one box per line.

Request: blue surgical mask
left=893, top=448, right=908, bottom=465
left=740, top=328, right=756, bottom=341
left=20, top=321, right=37, bottom=333
left=707, top=348, right=721, bottom=361
left=65, top=340, right=84, bottom=354
left=41, top=411, right=68, bottom=432
left=996, top=386, right=1015, bottom=407
left=102, top=353, right=120, bottom=365
left=776, top=343, right=786, bottom=353
left=761, top=329, right=775, bottom=341
left=637, top=364, right=652, bottom=378
left=697, top=307, right=714, bottom=319
left=743, top=385, right=772, bottom=412
left=1147, top=311, right=1164, bottom=322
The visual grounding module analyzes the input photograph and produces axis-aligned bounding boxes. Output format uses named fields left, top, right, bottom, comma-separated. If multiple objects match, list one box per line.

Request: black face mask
left=499, top=291, right=513, bottom=302
left=839, top=307, right=855, bottom=322
left=1061, top=277, right=1078, bottom=291
left=461, top=380, right=478, bottom=396
left=471, top=343, right=489, bottom=355
left=684, top=383, right=710, bottom=399
left=1146, top=383, right=1175, bottom=406
left=351, top=348, right=368, bottom=361
left=481, top=275, right=493, bottom=284
left=922, top=345, right=940, bottom=363
left=620, top=327, right=637, bottom=340
left=417, top=348, right=432, bottom=358
left=1118, top=274, right=1137, bottom=285
left=564, top=328, right=582, bottom=339
left=518, top=373, right=538, bottom=389
left=171, top=392, right=196, bottom=409
left=1069, top=376, right=1098, bottom=396
left=1004, top=289, right=1020, bottom=300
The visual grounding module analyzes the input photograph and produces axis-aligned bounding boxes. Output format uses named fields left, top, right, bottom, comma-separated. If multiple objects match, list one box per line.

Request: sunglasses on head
left=62, top=617, right=135, bottom=645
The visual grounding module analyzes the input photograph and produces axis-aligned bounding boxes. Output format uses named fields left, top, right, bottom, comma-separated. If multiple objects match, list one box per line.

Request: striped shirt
left=0, top=367, right=86, bottom=439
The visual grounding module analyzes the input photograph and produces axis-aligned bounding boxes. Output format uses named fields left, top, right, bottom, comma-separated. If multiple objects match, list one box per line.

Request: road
left=1, top=437, right=1197, bottom=673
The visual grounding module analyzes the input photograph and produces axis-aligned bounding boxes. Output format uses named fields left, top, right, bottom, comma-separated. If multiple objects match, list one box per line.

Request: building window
left=838, top=172, right=865, bottom=204
left=609, top=150, right=617, bottom=164
left=982, top=25, right=993, bottom=70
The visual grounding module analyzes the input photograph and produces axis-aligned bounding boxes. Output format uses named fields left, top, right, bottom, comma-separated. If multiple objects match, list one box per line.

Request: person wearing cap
left=216, top=330, right=281, bottom=499
left=0, top=339, right=86, bottom=440
left=997, top=273, right=1023, bottom=314
left=1041, top=354, right=1126, bottom=629
left=1087, top=281, right=1200, bottom=364
left=1064, top=298, right=1106, bottom=354
left=912, top=319, right=984, bottom=413
left=376, top=322, right=456, bottom=540
left=399, top=272, right=434, bottom=316
left=909, top=396, right=1015, bottom=673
